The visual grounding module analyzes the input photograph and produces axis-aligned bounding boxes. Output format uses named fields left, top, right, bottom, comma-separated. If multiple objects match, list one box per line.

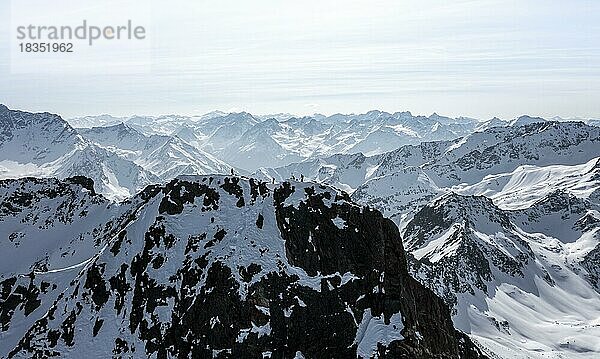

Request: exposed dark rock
left=256, top=213, right=264, bottom=229
left=84, top=264, right=109, bottom=310
left=4, top=176, right=485, bottom=359
left=65, top=176, right=96, bottom=195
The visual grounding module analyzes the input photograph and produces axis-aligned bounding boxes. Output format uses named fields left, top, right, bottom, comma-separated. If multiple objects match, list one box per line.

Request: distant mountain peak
left=510, top=114, right=547, bottom=127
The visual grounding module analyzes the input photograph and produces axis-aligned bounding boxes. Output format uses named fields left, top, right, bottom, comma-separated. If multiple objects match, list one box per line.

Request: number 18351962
left=19, top=43, right=73, bottom=52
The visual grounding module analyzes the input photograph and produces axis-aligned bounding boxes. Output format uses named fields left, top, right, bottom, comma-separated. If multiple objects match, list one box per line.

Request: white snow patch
left=354, top=309, right=404, bottom=358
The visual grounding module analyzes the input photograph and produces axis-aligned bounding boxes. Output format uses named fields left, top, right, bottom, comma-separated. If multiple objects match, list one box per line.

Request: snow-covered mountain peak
left=391, top=110, right=413, bottom=118
left=256, top=112, right=296, bottom=121
left=0, top=106, right=159, bottom=201
left=65, top=108, right=492, bottom=172
left=475, top=117, right=509, bottom=132
left=107, top=121, right=135, bottom=133
left=510, top=114, right=547, bottom=127
left=426, top=121, right=600, bottom=187
left=428, top=112, right=445, bottom=122
left=5, top=103, right=600, bottom=357
left=0, top=106, right=83, bottom=164
left=404, top=186, right=600, bottom=358
left=67, top=114, right=127, bottom=129
left=77, top=122, right=233, bottom=183
left=217, top=111, right=259, bottom=125
left=403, top=193, right=516, bottom=253
left=0, top=175, right=485, bottom=358
left=82, top=122, right=145, bottom=143
left=429, top=193, right=511, bottom=224
left=198, top=110, right=228, bottom=120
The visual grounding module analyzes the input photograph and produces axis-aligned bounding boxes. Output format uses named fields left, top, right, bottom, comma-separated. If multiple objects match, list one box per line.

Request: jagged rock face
left=402, top=191, right=600, bottom=357
left=582, top=244, right=600, bottom=289
left=403, top=194, right=534, bottom=308
left=0, top=176, right=144, bottom=351
left=425, top=121, right=600, bottom=187
left=273, top=183, right=480, bottom=358
left=0, top=177, right=120, bottom=276
left=1, top=176, right=484, bottom=358
left=510, top=190, right=599, bottom=243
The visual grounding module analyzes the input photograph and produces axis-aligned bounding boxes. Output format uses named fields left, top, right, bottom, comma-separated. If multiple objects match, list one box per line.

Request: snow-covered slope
left=79, top=123, right=148, bottom=152
left=227, top=110, right=479, bottom=170
left=69, top=110, right=600, bottom=174
left=474, top=117, right=509, bottom=132
left=71, top=110, right=484, bottom=172
left=255, top=122, right=600, bottom=237
left=255, top=152, right=378, bottom=193
left=0, top=106, right=157, bottom=200
left=0, top=176, right=132, bottom=352
left=8, top=104, right=600, bottom=358
left=0, top=176, right=485, bottom=358
left=79, top=123, right=233, bottom=180
left=509, top=115, right=547, bottom=127
left=259, top=121, right=599, bottom=225
left=402, top=191, right=600, bottom=358
left=352, top=167, right=443, bottom=224
left=67, top=114, right=126, bottom=129
left=424, top=122, right=600, bottom=187
left=255, top=141, right=451, bottom=193
left=220, top=120, right=303, bottom=170
left=453, top=157, right=600, bottom=210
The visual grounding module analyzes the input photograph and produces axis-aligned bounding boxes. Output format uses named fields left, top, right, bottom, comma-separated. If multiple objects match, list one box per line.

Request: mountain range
left=0, top=106, right=233, bottom=201
left=67, top=110, right=513, bottom=172
left=1, top=103, right=600, bottom=358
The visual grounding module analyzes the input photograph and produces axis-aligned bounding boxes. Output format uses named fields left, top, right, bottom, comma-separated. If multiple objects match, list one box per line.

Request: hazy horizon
left=3, top=101, right=598, bottom=123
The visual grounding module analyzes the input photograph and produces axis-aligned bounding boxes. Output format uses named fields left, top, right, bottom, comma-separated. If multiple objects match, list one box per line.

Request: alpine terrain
left=0, top=175, right=485, bottom=358
left=1, top=104, right=599, bottom=358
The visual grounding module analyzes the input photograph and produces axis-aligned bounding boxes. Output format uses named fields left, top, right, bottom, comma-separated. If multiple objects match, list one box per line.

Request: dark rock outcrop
left=3, top=176, right=485, bottom=358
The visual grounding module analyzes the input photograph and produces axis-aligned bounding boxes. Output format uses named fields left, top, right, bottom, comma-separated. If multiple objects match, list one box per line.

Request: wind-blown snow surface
left=0, top=176, right=483, bottom=358
left=453, top=158, right=600, bottom=210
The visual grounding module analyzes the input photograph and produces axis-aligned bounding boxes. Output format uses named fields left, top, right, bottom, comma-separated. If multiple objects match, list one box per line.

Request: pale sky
left=0, top=0, right=599, bottom=120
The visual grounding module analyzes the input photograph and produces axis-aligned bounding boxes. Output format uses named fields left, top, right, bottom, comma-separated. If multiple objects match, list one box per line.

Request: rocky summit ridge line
left=0, top=175, right=486, bottom=358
